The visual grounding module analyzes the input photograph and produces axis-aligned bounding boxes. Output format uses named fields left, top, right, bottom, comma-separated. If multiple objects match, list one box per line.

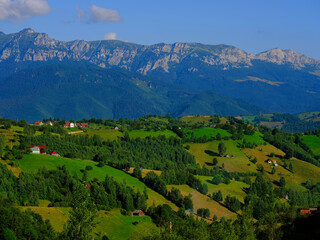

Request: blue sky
left=0, top=0, right=319, bottom=59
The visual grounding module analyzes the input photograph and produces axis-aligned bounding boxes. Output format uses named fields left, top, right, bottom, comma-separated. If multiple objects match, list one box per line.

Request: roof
left=29, top=146, right=46, bottom=149
left=50, top=151, right=58, bottom=154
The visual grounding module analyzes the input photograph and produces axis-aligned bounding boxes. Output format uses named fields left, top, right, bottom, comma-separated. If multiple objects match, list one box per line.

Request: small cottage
left=79, top=123, right=89, bottom=129
left=46, top=121, right=53, bottom=126
left=29, top=146, right=46, bottom=154
left=49, top=151, right=60, bottom=157
left=133, top=210, right=145, bottom=216
left=34, top=121, right=44, bottom=126
left=64, top=122, right=76, bottom=128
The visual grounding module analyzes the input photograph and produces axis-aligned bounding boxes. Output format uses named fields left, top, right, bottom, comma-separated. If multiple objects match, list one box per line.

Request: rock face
left=0, top=28, right=319, bottom=74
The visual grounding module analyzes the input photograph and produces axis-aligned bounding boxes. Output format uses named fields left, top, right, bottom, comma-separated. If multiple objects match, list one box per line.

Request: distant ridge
left=0, top=29, right=319, bottom=120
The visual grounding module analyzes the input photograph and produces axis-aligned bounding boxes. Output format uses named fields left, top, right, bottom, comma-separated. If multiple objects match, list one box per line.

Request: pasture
left=184, top=128, right=231, bottom=139
left=126, top=129, right=177, bottom=139
left=196, top=177, right=248, bottom=203
left=17, top=154, right=177, bottom=209
left=20, top=206, right=158, bottom=240
left=302, top=135, right=320, bottom=156
left=187, top=140, right=256, bottom=172
left=167, top=184, right=235, bottom=219
left=242, top=145, right=320, bottom=191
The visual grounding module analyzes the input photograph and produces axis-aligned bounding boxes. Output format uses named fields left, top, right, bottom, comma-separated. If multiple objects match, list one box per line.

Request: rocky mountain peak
left=19, top=28, right=36, bottom=34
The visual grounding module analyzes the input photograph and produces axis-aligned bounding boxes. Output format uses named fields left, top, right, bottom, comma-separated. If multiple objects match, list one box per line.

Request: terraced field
left=17, top=154, right=177, bottom=209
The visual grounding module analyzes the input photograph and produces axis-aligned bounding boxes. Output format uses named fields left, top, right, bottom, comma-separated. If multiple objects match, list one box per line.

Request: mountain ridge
left=0, top=28, right=319, bottom=75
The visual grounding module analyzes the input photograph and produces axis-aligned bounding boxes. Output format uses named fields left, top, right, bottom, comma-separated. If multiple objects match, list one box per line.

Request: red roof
left=29, top=146, right=46, bottom=149
left=50, top=151, right=58, bottom=155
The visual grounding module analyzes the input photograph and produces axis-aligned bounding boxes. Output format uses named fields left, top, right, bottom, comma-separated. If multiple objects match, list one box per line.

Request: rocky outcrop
left=0, top=28, right=319, bottom=73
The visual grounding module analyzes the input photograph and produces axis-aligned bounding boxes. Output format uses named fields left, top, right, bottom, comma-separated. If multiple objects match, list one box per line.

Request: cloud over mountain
left=76, top=5, right=122, bottom=24
left=0, top=0, right=50, bottom=21
left=104, top=32, right=117, bottom=40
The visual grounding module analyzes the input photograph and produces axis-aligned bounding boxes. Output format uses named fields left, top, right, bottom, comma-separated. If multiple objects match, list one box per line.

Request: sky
left=0, top=0, right=319, bottom=59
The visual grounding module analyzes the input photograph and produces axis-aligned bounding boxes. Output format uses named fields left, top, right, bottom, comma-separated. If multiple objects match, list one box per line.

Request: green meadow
left=187, top=140, right=256, bottom=172
left=20, top=205, right=158, bottom=240
left=302, top=135, right=320, bottom=156
left=196, top=177, right=248, bottom=203
left=17, top=154, right=177, bottom=209
left=184, top=128, right=232, bottom=139
left=85, top=129, right=123, bottom=141
left=127, top=129, right=177, bottom=139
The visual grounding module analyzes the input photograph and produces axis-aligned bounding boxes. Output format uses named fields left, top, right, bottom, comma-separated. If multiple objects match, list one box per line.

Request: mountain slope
left=0, top=64, right=264, bottom=121
left=0, top=29, right=319, bottom=115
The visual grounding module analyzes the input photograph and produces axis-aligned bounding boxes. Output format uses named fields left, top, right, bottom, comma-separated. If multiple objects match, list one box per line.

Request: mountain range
left=0, top=28, right=319, bottom=122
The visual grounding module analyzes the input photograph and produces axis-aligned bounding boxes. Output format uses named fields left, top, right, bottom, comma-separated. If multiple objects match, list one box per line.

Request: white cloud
left=104, top=32, right=117, bottom=40
left=0, top=0, right=50, bottom=21
left=76, top=5, right=122, bottom=23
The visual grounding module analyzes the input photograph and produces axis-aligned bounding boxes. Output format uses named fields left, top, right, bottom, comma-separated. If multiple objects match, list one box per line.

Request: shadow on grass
left=204, top=150, right=219, bottom=157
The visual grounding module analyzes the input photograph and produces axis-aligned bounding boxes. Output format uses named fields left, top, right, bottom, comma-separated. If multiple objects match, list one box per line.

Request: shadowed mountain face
left=0, top=29, right=319, bottom=121
left=0, top=64, right=264, bottom=122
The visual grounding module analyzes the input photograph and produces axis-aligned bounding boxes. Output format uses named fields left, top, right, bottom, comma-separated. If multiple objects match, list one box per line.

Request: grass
left=240, top=132, right=267, bottom=145
left=187, top=140, right=256, bottom=172
left=196, top=176, right=249, bottom=203
left=242, top=145, right=320, bottom=191
left=85, top=129, right=123, bottom=141
left=0, top=159, right=21, bottom=177
left=180, top=116, right=211, bottom=124
left=167, top=184, right=235, bottom=219
left=20, top=207, right=158, bottom=239
left=17, top=154, right=177, bottom=209
left=126, top=129, right=177, bottom=139
left=302, top=135, right=320, bottom=156
left=184, top=128, right=231, bottom=139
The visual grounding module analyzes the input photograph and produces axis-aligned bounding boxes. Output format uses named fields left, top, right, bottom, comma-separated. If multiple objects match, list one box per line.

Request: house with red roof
left=133, top=210, right=145, bottom=216
left=79, top=123, right=89, bottom=129
left=34, top=121, right=44, bottom=126
left=49, top=151, right=60, bottom=157
left=64, top=122, right=76, bottom=128
left=29, top=146, right=46, bottom=154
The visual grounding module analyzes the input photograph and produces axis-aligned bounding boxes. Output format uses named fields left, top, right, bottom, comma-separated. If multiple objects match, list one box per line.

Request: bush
left=85, top=165, right=93, bottom=171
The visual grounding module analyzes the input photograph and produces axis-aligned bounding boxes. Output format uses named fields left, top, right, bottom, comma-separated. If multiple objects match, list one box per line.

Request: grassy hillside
left=20, top=206, right=158, bottom=240
left=184, top=128, right=232, bottom=139
left=242, top=145, right=320, bottom=191
left=196, top=177, right=248, bottom=203
left=167, top=184, right=236, bottom=219
left=187, top=140, right=256, bottom=172
left=17, top=154, right=177, bottom=209
left=302, top=135, right=320, bottom=156
left=85, top=129, right=123, bottom=141
left=127, top=129, right=177, bottom=139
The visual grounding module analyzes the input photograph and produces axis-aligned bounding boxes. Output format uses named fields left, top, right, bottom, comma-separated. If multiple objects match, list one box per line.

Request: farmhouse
left=300, top=208, right=318, bottom=218
left=64, top=122, right=76, bottom=128
left=29, top=146, right=46, bottom=154
left=133, top=210, right=145, bottom=216
left=112, top=126, right=119, bottom=130
left=34, top=121, right=44, bottom=126
left=79, top=123, right=89, bottom=129
left=46, top=121, right=53, bottom=126
left=49, top=151, right=60, bottom=157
